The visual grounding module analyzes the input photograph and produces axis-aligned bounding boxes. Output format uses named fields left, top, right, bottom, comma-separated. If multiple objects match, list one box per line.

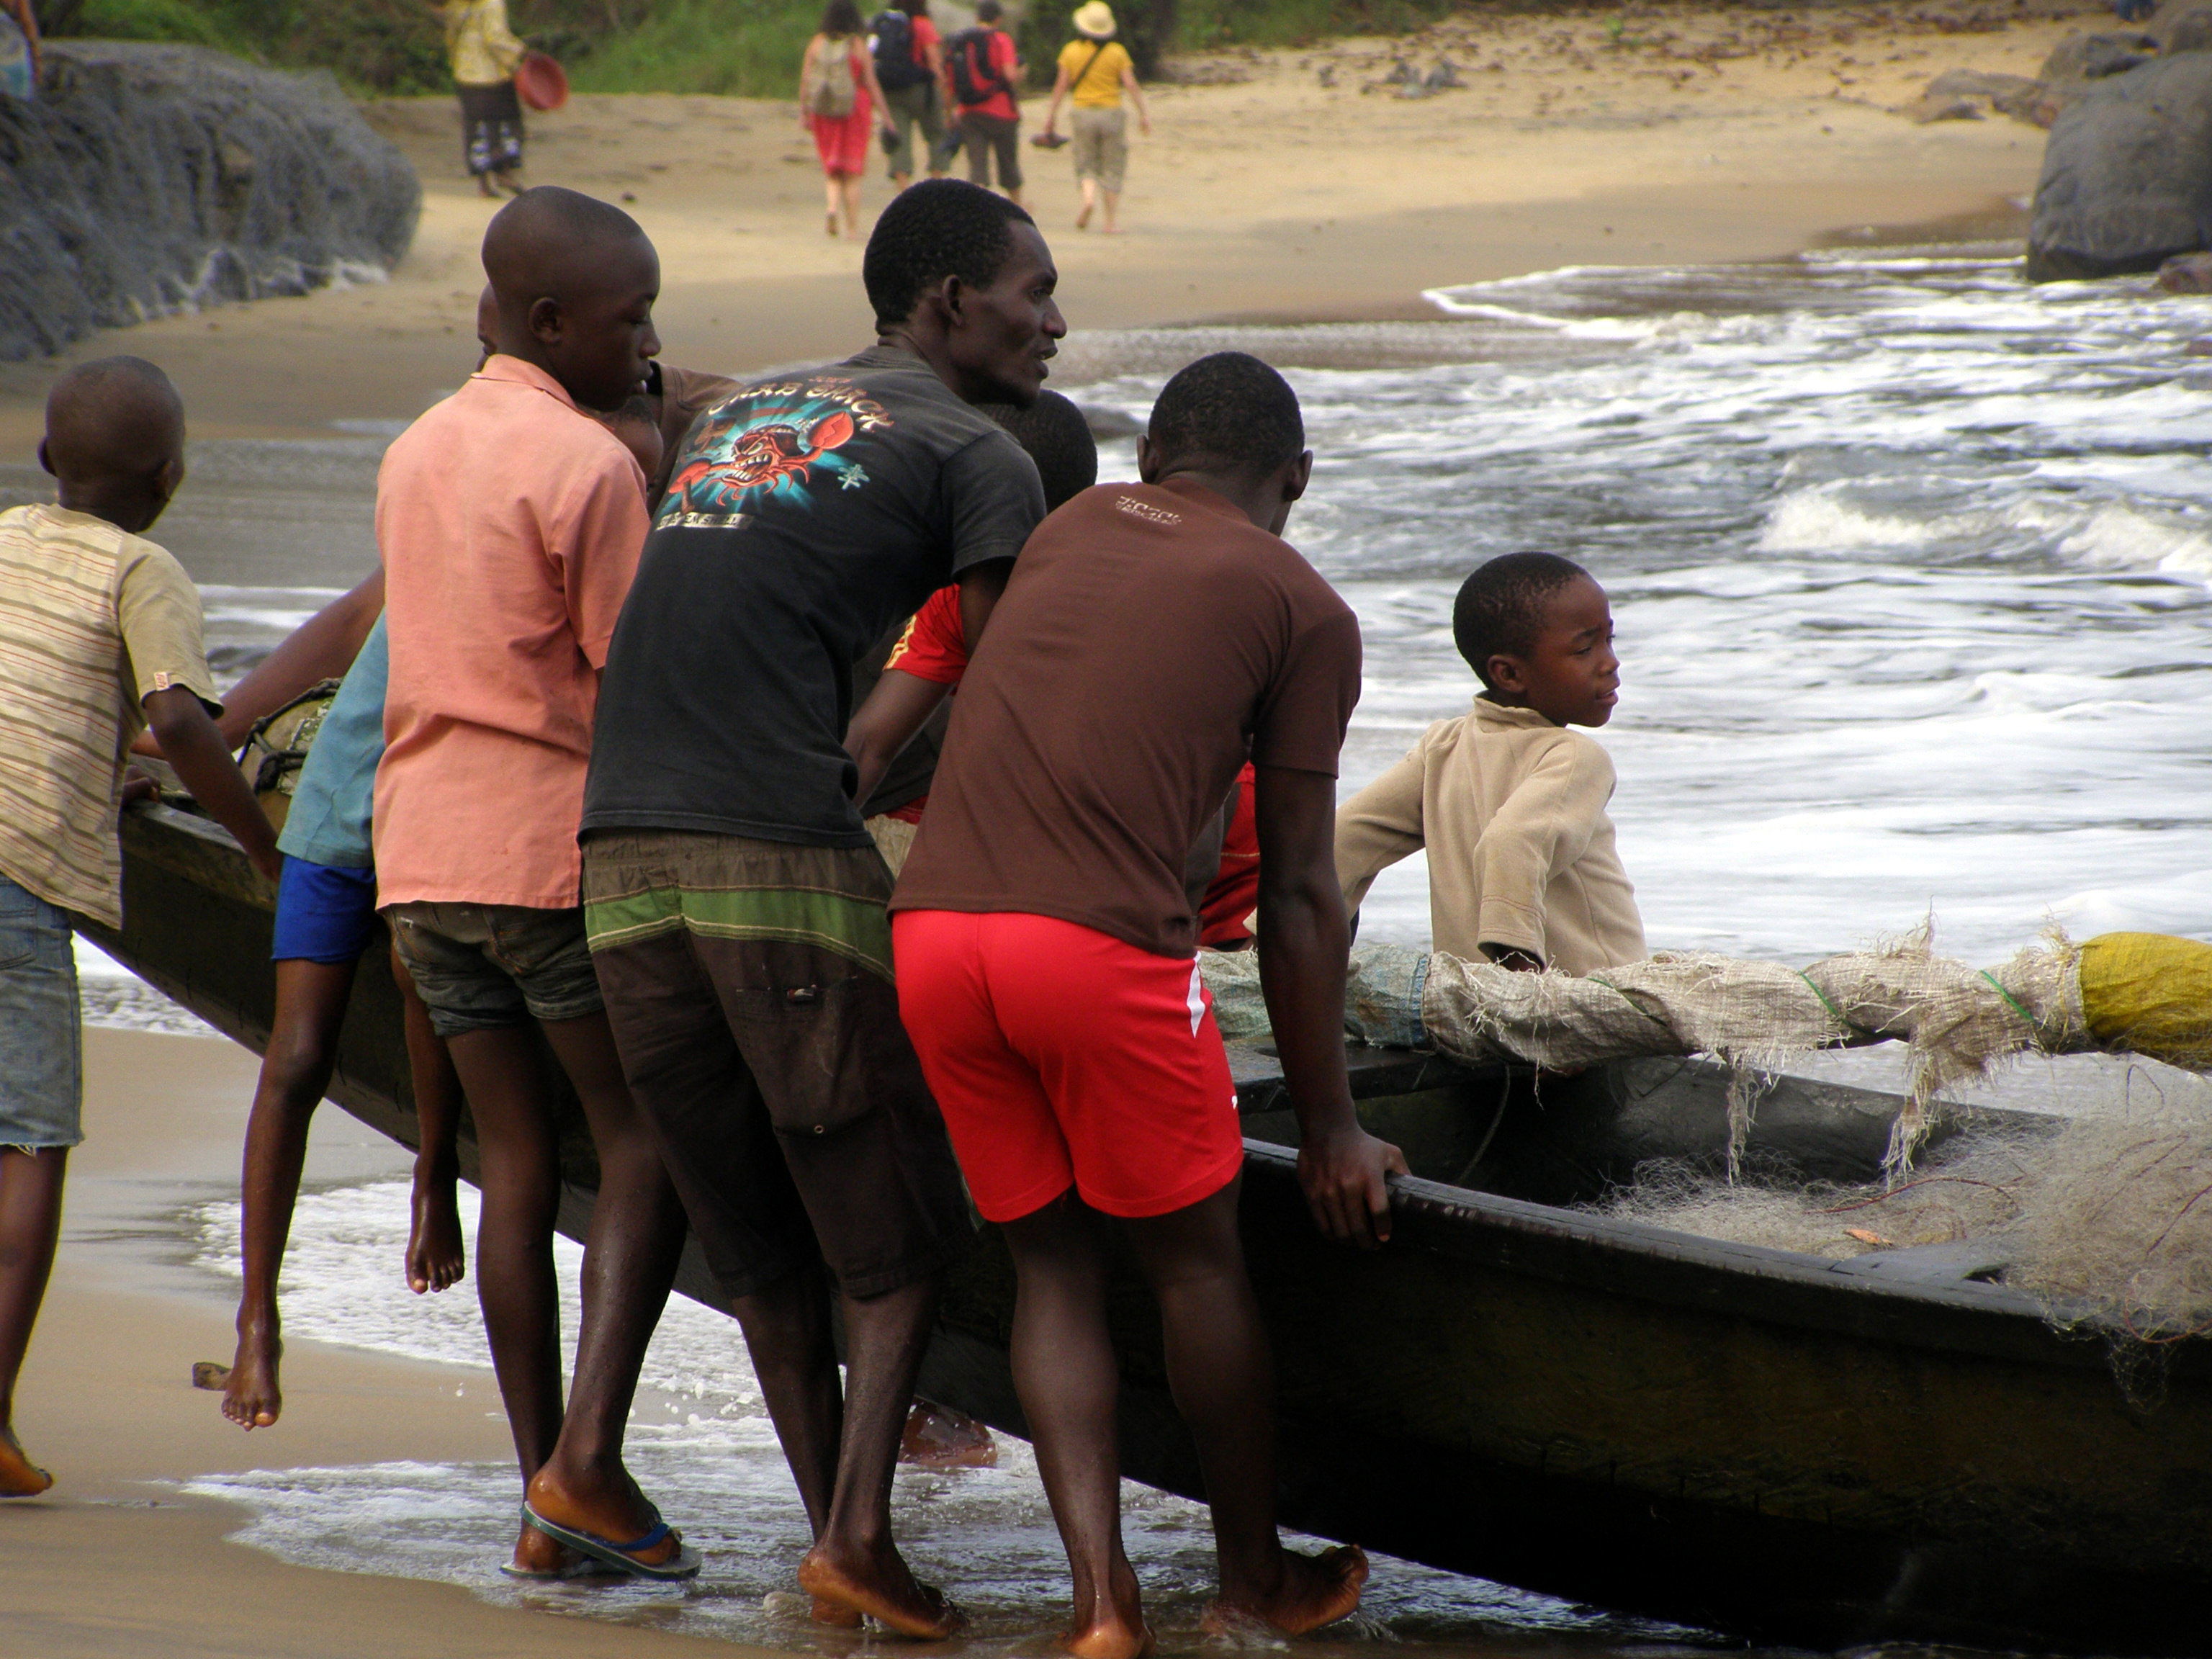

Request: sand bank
left=0, top=0, right=2109, bottom=449
left=2, top=1028, right=747, bottom=1658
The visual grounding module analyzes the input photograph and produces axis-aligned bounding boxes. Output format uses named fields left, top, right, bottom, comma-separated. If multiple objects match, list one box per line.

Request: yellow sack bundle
left=2080, top=932, right=2212, bottom=1071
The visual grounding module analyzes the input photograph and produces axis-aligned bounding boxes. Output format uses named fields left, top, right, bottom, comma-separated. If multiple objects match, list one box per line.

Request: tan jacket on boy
left=1334, top=698, right=1644, bottom=975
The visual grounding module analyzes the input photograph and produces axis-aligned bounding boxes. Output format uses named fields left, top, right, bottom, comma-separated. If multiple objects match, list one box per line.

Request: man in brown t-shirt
left=891, top=351, right=1406, bottom=1655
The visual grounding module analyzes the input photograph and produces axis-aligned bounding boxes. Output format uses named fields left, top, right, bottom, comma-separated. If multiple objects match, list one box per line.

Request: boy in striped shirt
left=0, top=357, right=279, bottom=1497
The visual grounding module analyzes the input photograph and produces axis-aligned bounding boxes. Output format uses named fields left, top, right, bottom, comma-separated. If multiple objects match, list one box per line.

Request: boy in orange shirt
left=374, top=187, right=693, bottom=1579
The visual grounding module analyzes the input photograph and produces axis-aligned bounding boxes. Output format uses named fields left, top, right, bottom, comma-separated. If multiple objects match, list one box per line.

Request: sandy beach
left=0, top=0, right=2109, bottom=449
left=5, top=1027, right=743, bottom=1657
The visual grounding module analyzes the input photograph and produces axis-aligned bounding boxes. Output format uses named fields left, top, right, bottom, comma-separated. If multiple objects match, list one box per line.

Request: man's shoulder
left=0, top=503, right=157, bottom=584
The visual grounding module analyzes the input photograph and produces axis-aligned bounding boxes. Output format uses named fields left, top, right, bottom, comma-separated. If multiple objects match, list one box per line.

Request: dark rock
left=1927, top=68, right=2041, bottom=100
left=2166, top=6, right=2212, bottom=52
left=2026, top=52, right=2212, bottom=280
left=1316, top=63, right=1334, bottom=87
left=1920, top=68, right=2057, bottom=125
left=1382, top=56, right=1416, bottom=84
left=1424, top=58, right=1463, bottom=90
left=0, top=42, right=420, bottom=361
left=2185, top=335, right=2212, bottom=353
left=1076, top=403, right=1143, bottom=440
left=2039, top=30, right=2159, bottom=82
left=2157, top=250, right=2212, bottom=288
left=2144, top=0, right=2212, bottom=47
left=1913, top=94, right=1986, bottom=122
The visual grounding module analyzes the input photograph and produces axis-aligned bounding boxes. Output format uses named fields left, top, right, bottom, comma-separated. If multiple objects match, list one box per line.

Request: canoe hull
left=87, top=805, right=2212, bottom=1655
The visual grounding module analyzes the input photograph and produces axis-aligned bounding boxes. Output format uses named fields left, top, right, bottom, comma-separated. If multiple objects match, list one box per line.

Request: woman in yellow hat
left=1038, top=1, right=1151, bottom=233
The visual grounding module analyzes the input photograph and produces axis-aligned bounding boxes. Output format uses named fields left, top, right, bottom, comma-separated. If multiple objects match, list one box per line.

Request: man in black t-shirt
left=578, top=179, right=1061, bottom=1636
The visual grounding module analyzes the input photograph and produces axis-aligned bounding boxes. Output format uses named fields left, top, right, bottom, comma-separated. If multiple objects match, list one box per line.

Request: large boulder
left=2026, top=52, right=2212, bottom=281
left=0, top=42, right=420, bottom=361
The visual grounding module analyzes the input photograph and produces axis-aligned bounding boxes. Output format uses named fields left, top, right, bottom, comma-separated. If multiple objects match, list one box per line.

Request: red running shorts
left=893, top=909, right=1245, bottom=1223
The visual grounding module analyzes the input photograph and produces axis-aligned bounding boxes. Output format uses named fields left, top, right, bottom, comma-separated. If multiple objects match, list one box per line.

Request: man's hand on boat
left=1297, top=1120, right=1408, bottom=1249
left=142, top=685, right=284, bottom=884
left=1251, top=765, right=1409, bottom=1249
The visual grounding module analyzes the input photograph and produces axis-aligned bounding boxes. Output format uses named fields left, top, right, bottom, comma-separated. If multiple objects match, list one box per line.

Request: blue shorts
left=271, top=857, right=379, bottom=965
left=0, top=875, right=81, bottom=1150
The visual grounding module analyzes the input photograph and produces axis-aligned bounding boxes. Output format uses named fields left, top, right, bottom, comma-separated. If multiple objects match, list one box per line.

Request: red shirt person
left=945, top=0, right=1024, bottom=204
left=890, top=352, right=1404, bottom=1650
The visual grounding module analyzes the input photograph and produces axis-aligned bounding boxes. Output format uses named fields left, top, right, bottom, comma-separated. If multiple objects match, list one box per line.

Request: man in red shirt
left=947, top=0, right=1024, bottom=206
left=890, top=352, right=1404, bottom=1655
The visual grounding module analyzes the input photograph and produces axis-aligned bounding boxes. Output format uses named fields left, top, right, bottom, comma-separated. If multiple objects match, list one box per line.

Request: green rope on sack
left=1588, top=976, right=1673, bottom=1030
left=1797, top=969, right=1846, bottom=1029
left=1979, top=969, right=2037, bottom=1029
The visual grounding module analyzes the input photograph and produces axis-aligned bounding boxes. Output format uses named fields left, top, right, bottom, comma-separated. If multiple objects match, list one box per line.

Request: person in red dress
left=799, top=0, right=898, bottom=237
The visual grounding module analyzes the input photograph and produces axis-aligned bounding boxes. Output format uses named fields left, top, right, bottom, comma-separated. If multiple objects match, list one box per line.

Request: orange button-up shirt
left=373, top=355, right=650, bottom=909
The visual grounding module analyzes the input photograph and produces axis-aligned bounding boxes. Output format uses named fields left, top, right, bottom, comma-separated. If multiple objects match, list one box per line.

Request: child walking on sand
left=0, top=358, right=282, bottom=1497
left=374, top=186, right=693, bottom=1579
left=1335, top=551, right=1644, bottom=973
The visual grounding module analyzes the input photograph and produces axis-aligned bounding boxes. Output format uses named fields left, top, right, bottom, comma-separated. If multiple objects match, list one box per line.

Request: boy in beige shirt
left=1336, top=552, right=1644, bottom=975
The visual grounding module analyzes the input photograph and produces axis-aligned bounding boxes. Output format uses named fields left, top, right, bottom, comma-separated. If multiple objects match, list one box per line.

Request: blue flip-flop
left=519, top=1499, right=703, bottom=1581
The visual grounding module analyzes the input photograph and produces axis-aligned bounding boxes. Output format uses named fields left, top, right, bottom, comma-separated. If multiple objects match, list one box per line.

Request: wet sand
left=4, top=1028, right=746, bottom=1658
left=0, top=0, right=2105, bottom=448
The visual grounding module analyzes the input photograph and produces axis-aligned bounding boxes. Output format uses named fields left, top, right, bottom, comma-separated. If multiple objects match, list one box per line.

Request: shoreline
left=5, top=1028, right=755, bottom=1658
left=0, top=0, right=2101, bottom=449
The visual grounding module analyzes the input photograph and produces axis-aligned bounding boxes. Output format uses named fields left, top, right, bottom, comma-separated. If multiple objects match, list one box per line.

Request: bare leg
left=522, top=1012, right=688, bottom=1565
left=1101, top=186, right=1123, bottom=235
left=0, top=1146, right=66, bottom=1496
left=1076, top=177, right=1097, bottom=230
left=824, top=174, right=842, bottom=235
left=440, top=1022, right=570, bottom=1571
left=397, top=948, right=465, bottom=1296
left=225, top=956, right=359, bottom=1430
left=840, top=174, right=863, bottom=236
left=795, top=1275, right=964, bottom=1638
left=998, top=1194, right=1149, bottom=1659
left=1123, top=1180, right=1366, bottom=1634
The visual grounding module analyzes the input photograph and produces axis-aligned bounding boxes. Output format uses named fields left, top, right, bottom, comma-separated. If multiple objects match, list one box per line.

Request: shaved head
left=480, top=186, right=661, bottom=411
left=482, top=186, right=647, bottom=310
left=44, top=356, right=183, bottom=485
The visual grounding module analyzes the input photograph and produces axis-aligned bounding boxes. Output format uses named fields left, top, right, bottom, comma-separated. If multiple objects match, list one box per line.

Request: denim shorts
left=270, top=857, right=380, bottom=965
left=0, top=876, right=83, bottom=1150
left=385, top=900, right=604, bottom=1039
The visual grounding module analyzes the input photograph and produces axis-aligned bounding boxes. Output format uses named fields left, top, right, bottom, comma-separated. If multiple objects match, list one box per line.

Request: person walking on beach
left=889, top=351, right=1397, bottom=1654
left=441, top=0, right=529, bottom=197
left=1038, top=2, right=1150, bottom=233
left=0, top=358, right=282, bottom=1498
left=577, top=177, right=1059, bottom=1634
left=374, top=187, right=695, bottom=1581
left=873, top=0, right=945, bottom=194
left=801, top=0, right=899, bottom=238
left=946, top=0, right=1024, bottom=207
left=0, top=0, right=39, bottom=100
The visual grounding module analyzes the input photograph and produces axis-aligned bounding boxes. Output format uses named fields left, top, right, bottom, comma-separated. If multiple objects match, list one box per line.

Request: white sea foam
left=181, top=1182, right=1693, bottom=1650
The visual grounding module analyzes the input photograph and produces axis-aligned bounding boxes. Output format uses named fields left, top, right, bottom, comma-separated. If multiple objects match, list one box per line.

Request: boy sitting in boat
left=0, top=359, right=282, bottom=1497
left=1336, top=552, right=1644, bottom=974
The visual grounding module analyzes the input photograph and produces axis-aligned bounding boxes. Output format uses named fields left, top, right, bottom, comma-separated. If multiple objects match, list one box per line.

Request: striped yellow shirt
left=0, top=505, right=220, bottom=927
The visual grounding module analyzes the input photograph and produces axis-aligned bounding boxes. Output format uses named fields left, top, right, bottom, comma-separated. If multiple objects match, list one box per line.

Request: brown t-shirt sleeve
left=115, top=544, right=221, bottom=718
left=1249, top=598, right=1361, bottom=777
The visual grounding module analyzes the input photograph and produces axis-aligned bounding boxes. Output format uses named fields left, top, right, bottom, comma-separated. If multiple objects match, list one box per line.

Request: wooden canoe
left=81, top=801, right=2212, bottom=1655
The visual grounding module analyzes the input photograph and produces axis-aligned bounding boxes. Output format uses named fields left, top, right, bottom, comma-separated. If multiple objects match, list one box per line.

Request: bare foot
left=811, top=1596, right=865, bottom=1629
left=511, top=1518, right=585, bottom=1578
left=524, top=1461, right=684, bottom=1571
left=1205, top=1545, right=1369, bottom=1637
left=899, top=1398, right=997, bottom=1470
left=222, top=1325, right=282, bottom=1430
left=1074, top=202, right=1094, bottom=230
left=799, top=1540, right=965, bottom=1640
left=1064, top=1560, right=1151, bottom=1659
left=0, top=1426, right=52, bottom=1497
left=477, top=176, right=499, bottom=199
left=405, top=1176, right=465, bottom=1295
left=827, top=212, right=840, bottom=237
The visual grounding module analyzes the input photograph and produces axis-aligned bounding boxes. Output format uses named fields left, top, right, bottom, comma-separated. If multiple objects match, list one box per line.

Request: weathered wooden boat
left=84, top=801, right=2212, bottom=1655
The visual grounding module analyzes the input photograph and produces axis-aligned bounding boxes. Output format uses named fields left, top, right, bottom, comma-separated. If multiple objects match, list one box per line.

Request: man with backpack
left=872, top=0, right=945, bottom=193
left=945, top=0, right=1023, bottom=206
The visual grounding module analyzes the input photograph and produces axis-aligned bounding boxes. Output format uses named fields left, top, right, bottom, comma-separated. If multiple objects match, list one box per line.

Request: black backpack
left=945, top=25, right=1011, bottom=107
left=871, top=9, right=932, bottom=90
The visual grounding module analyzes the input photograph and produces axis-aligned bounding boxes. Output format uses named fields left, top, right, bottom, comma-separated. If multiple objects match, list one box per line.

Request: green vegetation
left=32, top=0, right=1473, bottom=96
